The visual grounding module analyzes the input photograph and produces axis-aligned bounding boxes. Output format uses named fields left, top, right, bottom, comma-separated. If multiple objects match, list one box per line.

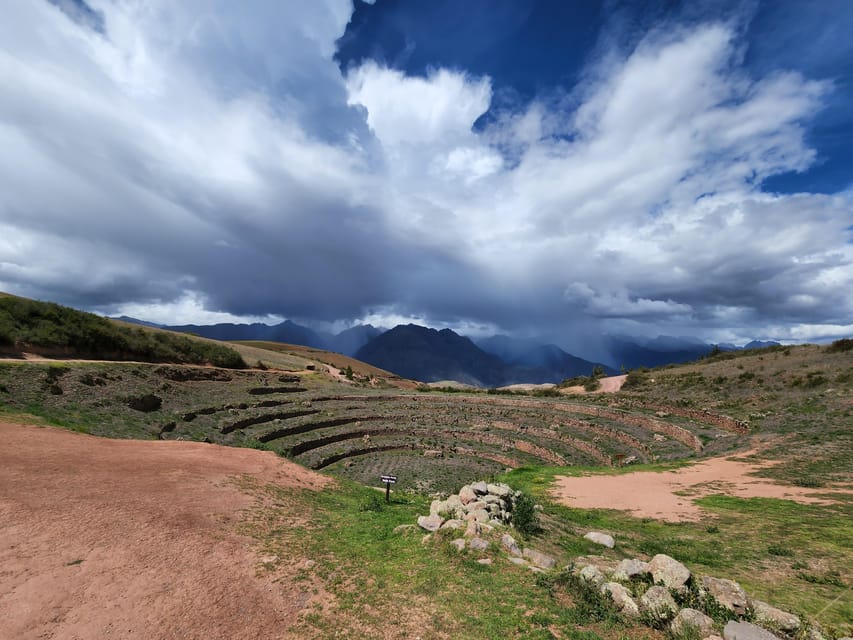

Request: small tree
left=344, top=365, right=354, bottom=380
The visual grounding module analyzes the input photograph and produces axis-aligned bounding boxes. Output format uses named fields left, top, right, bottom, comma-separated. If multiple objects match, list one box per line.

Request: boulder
left=578, top=565, right=606, bottom=587
left=702, top=576, right=750, bottom=616
left=472, top=481, right=489, bottom=495
left=584, top=531, right=615, bottom=548
left=465, top=500, right=487, bottom=512
left=508, top=556, right=528, bottom=566
left=467, top=508, right=490, bottom=523
left=446, top=494, right=463, bottom=512
left=640, top=586, right=678, bottom=622
left=423, top=449, right=443, bottom=458
left=573, top=555, right=618, bottom=575
left=469, top=537, right=490, bottom=552
left=501, top=534, right=522, bottom=557
left=450, top=538, right=466, bottom=552
left=482, top=494, right=502, bottom=505
left=417, top=514, right=444, bottom=532
left=612, top=558, right=649, bottom=581
left=752, top=601, right=800, bottom=632
left=429, top=499, right=447, bottom=515
left=723, top=621, right=782, bottom=640
left=459, top=485, right=477, bottom=504
left=671, top=608, right=715, bottom=638
left=439, top=519, right=464, bottom=530
left=487, top=483, right=512, bottom=497
left=464, top=519, right=480, bottom=538
left=601, top=582, right=640, bottom=617
left=523, top=548, right=556, bottom=570
left=393, top=524, right=415, bottom=534
left=649, top=554, right=691, bottom=589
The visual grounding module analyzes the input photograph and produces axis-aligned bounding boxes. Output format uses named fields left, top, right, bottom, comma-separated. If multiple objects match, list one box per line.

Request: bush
left=826, top=338, right=853, bottom=353
left=511, top=491, right=541, bottom=536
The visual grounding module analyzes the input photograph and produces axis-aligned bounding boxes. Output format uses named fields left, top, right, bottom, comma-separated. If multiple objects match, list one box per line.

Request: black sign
left=380, top=475, right=397, bottom=484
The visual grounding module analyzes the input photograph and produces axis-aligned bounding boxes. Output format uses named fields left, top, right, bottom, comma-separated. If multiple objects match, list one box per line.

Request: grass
left=502, top=467, right=852, bottom=636
left=1, top=333, right=850, bottom=637
left=235, top=477, right=658, bottom=640
left=0, top=292, right=246, bottom=367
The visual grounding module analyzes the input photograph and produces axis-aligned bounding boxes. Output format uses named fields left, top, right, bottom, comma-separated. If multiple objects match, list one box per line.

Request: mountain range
left=117, top=316, right=779, bottom=386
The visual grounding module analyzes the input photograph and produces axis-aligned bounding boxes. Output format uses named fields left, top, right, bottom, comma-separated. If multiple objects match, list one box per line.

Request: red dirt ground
left=0, top=421, right=329, bottom=640
left=550, top=450, right=849, bottom=522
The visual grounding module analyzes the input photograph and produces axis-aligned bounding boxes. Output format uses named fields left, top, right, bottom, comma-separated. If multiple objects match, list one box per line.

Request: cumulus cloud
left=0, top=2, right=850, bottom=352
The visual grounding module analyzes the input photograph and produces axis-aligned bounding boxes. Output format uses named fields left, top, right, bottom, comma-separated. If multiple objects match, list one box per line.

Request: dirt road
left=0, top=421, right=328, bottom=640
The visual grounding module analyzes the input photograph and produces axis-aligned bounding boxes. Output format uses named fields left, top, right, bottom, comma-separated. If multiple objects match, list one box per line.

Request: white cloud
left=0, top=4, right=850, bottom=345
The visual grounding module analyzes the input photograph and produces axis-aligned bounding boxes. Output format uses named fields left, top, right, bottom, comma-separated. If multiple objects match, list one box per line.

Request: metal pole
left=385, top=482, right=390, bottom=503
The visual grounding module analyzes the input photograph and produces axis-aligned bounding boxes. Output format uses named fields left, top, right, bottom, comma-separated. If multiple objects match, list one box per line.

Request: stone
left=450, top=538, right=466, bottom=552
left=501, top=534, right=523, bottom=557
left=466, top=500, right=487, bottom=512
left=459, top=485, right=477, bottom=504
left=393, top=524, right=415, bottom=534
left=508, top=556, right=528, bottom=566
left=752, top=601, right=800, bottom=632
left=573, top=555, right=618, bottom=575
left=440, top=519, right=464, bottom=530
left=723, top=621, right=782, bottom=640
left=649, top=554, right=691, bottom=589
left=472, top=481, right=489, bottom=495
left=578, top=565, right=606, bottom=587
left=259, top=554, right=279, bottom=565
left=523, top=548, right=556, bottom=570
left=639, top=586, right=678, bottom=622
left=487, top=483, right=512, bottom=497
left=469, top=537, right=490, bottom=552
left=611, top=558, right=649, bottom=581
left=702, top=576, right=750, bottom=616
left=600, top=582, right=640, bottom=617
left=430, top=499, right=447, bottom=515
left=417, top=514, right=444, bottom=532
left=423, top=449, right=443, bottom=458
left=483, top=494, right=501, bottom=505
left=584, top=531, right=615, bottom=548
left=477, top=558, right=493, bottom=565
left=671, top=608, right=715, bottom=638
left=467, top=508, right=490, bottom=523
left=446, top=494, right=463, bottom=512
left=464, top=519, right=480, bottom=538
left=421, top=534, right=432, bottom=544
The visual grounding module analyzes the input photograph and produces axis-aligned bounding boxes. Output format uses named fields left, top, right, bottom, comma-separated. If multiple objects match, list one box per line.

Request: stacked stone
left=416, top=481, right=518, bottom=532
left=571, top=554, right=806, bottom=640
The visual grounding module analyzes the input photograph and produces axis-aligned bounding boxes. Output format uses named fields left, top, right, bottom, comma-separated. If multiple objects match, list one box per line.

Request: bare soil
left=560, top=374, right=627, bottom=395
left=550, top=449, right=850, bottom=522
left=0, top=421, right=329, bottom=640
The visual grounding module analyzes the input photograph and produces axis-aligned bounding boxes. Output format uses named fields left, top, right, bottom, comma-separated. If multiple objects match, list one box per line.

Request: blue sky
left=1, top=0, right=851, bottom=358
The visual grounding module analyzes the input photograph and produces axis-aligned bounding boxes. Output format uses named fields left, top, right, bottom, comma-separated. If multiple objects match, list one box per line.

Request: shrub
left=826, top=338, right=853, bottom=353
left=511, top=491, right=541, bottom=536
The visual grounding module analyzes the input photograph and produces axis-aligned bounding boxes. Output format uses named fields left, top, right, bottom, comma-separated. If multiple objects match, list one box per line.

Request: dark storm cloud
left=0, top=1, right=851, bottom=346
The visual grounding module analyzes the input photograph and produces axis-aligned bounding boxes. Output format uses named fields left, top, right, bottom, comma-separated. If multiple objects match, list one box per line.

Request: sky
left=1, top=0, right=852, bottom=359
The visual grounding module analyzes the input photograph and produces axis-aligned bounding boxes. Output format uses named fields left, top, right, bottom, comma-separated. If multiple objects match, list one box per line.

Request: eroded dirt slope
left=0, top=421, right=328, bottom=640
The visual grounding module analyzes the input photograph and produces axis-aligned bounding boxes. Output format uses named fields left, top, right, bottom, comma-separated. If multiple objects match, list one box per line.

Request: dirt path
left=559, top=374, right=627, bottom=395
left=550, top=450, right=849, bottom=522
left=0, top=421, right=329, bottom=640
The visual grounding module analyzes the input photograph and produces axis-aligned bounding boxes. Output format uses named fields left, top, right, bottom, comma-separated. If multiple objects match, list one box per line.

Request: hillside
left=0, top=293, right=245, bottom=368
left=0, top=321, right=850, bottom=637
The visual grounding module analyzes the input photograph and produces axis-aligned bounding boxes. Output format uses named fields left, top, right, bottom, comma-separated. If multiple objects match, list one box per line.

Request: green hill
left=0, top=293, right=245, bottom=368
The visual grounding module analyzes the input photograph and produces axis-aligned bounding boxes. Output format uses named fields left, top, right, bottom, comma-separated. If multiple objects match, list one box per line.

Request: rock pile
left=411, top=481, right=558, bottom=573
left=416, top=481, right=519, bottom=532
left=571, top=553, right=808, bottom=640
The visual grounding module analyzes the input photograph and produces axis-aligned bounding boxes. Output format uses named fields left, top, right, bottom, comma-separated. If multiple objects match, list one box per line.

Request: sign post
left=380, top=474, right=397, bottom=503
